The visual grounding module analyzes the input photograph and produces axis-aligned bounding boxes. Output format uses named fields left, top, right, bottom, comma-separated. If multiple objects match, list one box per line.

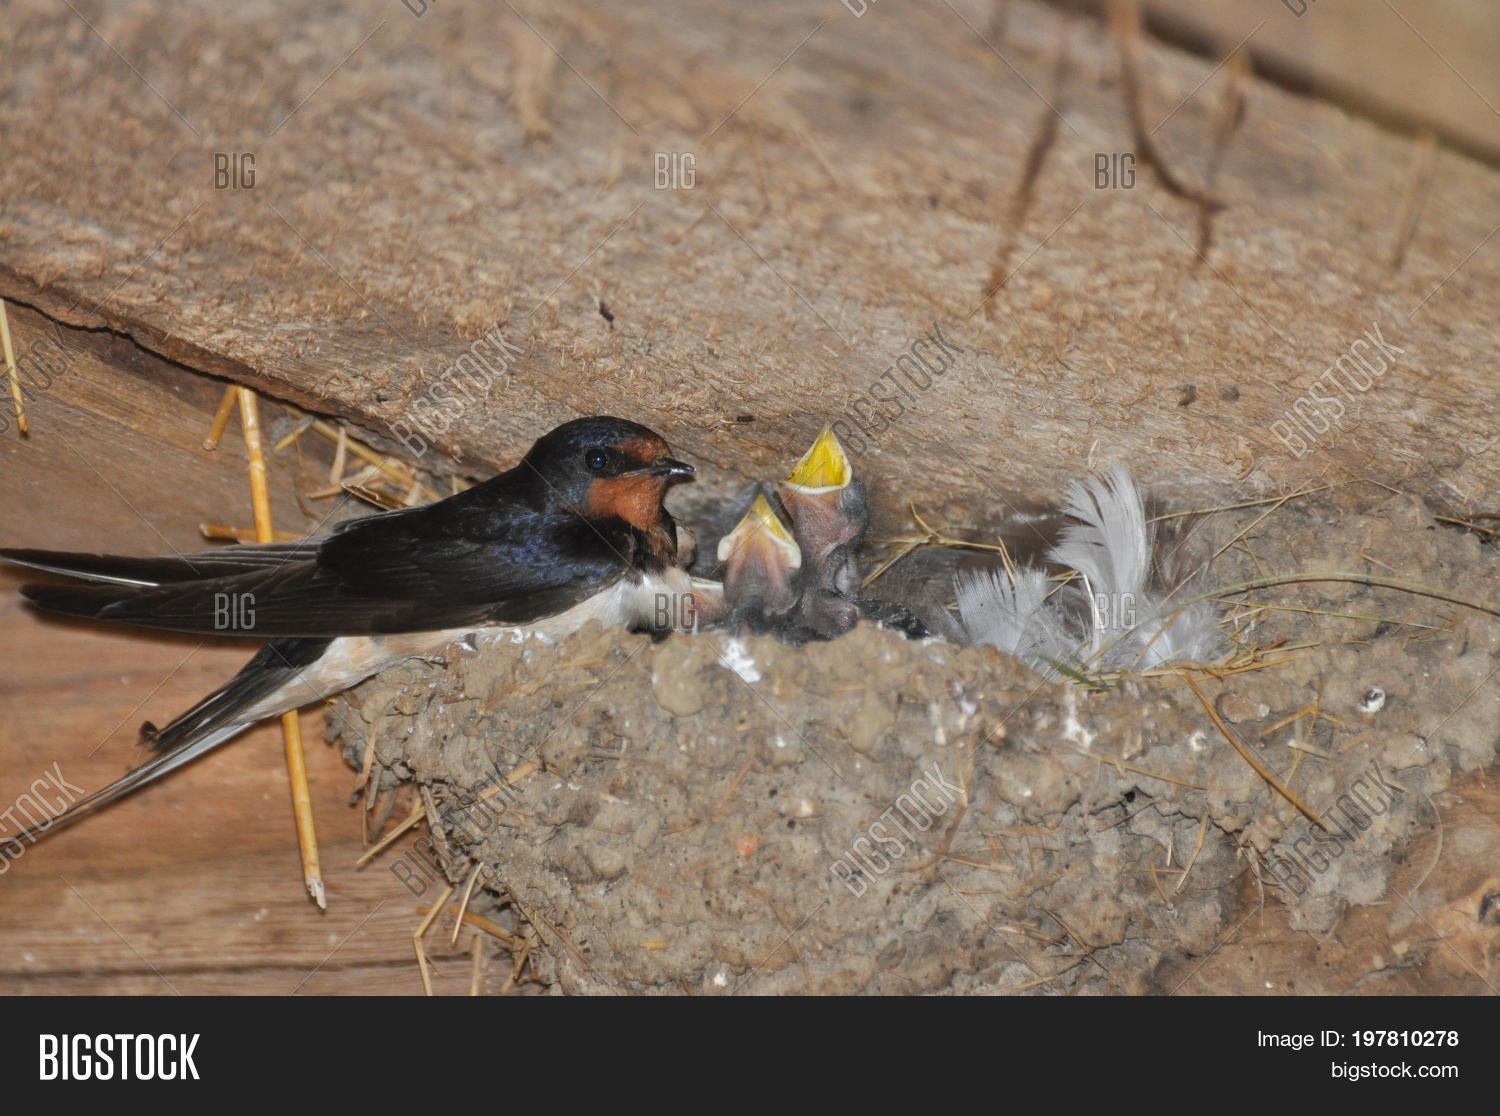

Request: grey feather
left=956, top=467, right=1221, bottom=673
left=954, top=566, right=1071, bottom=677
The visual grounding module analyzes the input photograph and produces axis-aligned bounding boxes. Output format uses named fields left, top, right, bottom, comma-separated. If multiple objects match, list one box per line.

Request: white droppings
left=1188, top=730, right=1207, bottom=753
left=1357, top=686, right=1386, bottom=715
left=718, top=637, right=761, bottom=683
left=1061, top=687, right=1094, bottom=750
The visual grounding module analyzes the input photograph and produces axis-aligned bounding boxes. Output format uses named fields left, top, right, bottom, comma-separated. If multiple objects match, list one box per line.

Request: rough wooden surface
left=0, top=0, right=1496, bottom=529
left=0, top=304, right=479, bottom=994
left=2, top=0, right=1499, bottom=995
left=1092, top=0, right=1500, bottom=168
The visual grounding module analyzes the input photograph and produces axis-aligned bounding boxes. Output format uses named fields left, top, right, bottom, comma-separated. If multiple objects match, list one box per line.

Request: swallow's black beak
left=644, top=457, right=695, bottom=480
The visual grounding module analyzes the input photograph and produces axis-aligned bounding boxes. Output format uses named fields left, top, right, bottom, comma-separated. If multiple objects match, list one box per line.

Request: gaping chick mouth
left=717, top=493, right=802, bottom=570
left=783, top=426, right=851, bottom=491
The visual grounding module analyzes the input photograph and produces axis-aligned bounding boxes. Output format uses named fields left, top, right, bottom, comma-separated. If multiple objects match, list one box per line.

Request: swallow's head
left=526, top=416, right=694, bottom=532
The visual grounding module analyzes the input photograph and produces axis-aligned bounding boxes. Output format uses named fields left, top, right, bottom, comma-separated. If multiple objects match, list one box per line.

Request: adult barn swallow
left=2, top=416, right=709, bottom=845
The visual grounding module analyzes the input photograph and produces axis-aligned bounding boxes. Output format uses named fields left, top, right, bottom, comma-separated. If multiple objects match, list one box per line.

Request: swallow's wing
left=5, top=493, right=634, bottom=637
left=0, top=541, right=320, bottom=586
left=1, top=636, right=339, bottom=849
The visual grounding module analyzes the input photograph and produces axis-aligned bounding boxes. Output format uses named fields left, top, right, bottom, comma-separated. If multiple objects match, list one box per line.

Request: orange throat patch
left=586, top=474, right=672, bottom=538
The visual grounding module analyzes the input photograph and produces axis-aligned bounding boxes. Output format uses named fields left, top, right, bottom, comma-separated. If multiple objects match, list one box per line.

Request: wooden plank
left=1191, top=0, right=1490, bottom=166
left=0, top=0, right=1495, bottom=531
left=2, top=1, right=1498, bottom=996
left=0, top=304, right=477, bottom=994
left=1065, top=0, right=1500, bottom=169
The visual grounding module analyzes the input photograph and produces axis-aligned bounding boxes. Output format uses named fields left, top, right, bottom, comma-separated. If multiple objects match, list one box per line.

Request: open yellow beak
left=717, top=494, right=802, bottom=568
left=783, top=426, right=852, bottom=492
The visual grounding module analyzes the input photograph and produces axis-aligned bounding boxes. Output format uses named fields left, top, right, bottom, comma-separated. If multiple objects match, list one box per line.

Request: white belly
left=243, top=568, right=722, bottom=720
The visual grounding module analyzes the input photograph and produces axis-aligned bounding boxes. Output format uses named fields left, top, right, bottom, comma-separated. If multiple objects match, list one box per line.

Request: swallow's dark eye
left=585, top=449, right=608, bottom=471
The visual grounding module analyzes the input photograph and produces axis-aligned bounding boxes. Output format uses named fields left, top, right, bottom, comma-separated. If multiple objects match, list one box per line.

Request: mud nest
left=331, top=489, right=1500, bottom=993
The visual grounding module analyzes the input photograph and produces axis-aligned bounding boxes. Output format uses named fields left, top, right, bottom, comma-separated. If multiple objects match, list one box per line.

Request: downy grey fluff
left=956, top=467, right=1220, bottom=676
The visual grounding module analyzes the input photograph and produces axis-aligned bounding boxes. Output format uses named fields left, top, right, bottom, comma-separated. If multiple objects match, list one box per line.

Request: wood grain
left=0, top=304, right=480, bottom=994
left=0, top=0, right=1495, bottom=533
left=1, top=0, right=1497, bottom=995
